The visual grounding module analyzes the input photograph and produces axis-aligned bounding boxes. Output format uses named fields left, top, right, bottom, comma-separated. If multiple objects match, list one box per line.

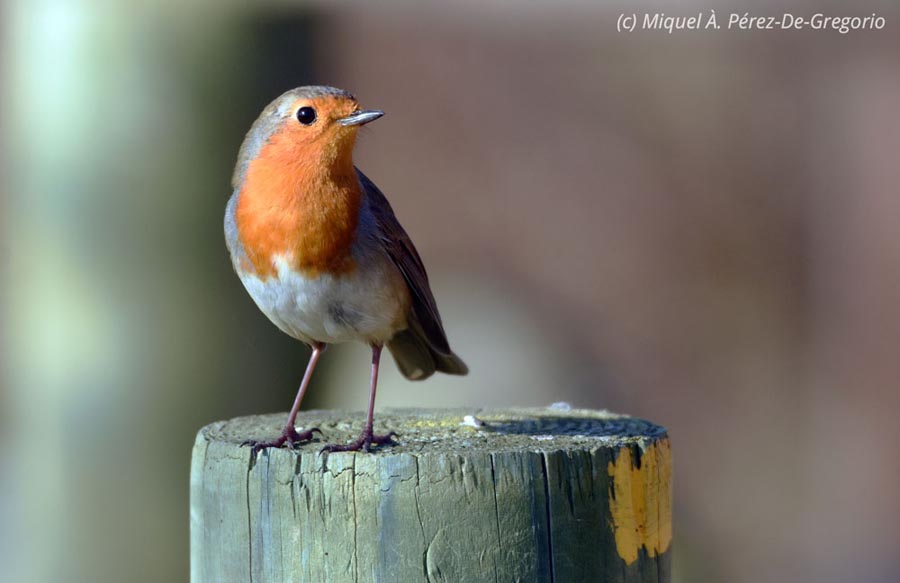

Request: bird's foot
left=322, top=429, right=398, bottom=453
left=242, top=426, right=322, bottom=456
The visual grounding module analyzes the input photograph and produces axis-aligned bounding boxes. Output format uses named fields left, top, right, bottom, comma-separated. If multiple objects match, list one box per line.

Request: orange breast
left=235, top=128, right=361, bottom=279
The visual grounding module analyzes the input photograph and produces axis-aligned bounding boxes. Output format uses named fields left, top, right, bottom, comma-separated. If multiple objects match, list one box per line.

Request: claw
left=241, top=426, right=321, bottom=456
left=322, top=429, right=398, bottom=453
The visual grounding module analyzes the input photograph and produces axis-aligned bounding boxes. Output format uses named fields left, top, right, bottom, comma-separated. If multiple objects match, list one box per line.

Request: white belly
left=237, top=254, right=409, bottom=345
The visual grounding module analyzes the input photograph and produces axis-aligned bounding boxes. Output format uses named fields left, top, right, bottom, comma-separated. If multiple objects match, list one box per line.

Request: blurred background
left=2, top=0, right=899, bottom=581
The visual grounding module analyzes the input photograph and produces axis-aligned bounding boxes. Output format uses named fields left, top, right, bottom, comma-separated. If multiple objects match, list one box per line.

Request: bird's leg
left=243, top=343, right=326, bottom=455
left=323, top=344, right=397, bottom=453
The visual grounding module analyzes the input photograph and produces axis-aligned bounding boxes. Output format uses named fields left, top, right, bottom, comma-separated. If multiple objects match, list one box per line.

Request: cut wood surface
left=190, top=407, right=672, bottom=582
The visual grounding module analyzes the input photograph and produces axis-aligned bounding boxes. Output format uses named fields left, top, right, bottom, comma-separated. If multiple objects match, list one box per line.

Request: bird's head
left=233, top=86, right=383, bottom=189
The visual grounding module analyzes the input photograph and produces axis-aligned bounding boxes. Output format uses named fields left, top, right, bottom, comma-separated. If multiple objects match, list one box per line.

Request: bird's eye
left=296, top=106, right=317, bottom=125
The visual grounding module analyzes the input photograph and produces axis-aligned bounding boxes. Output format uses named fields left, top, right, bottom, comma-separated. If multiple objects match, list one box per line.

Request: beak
left=338, top=109, right=384, bottom=127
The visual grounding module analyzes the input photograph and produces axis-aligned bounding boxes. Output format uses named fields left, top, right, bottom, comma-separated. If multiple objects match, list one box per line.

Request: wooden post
left=190, top=408, right=672, bottom=582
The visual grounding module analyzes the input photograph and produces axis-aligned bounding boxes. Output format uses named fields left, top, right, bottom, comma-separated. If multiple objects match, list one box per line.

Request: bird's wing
left=356, top=168, right=453, bottom=354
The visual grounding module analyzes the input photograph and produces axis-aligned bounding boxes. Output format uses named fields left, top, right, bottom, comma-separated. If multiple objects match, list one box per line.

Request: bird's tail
left=388, top=324, right=468, bottom=381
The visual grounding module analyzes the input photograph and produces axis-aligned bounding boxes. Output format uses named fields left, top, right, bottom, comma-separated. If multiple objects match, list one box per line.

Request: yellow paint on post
left=607, top=439, right=672, bottom=565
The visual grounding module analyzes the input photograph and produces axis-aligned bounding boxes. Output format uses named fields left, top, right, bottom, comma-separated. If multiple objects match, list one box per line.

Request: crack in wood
left=540, top=452, right=556, bottom=583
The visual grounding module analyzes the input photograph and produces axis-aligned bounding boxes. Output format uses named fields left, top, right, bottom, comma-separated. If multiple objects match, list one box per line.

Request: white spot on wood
left=460, top=415, right=485, bottom=428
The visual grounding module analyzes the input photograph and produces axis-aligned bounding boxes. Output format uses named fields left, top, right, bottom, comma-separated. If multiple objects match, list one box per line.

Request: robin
left=225, top=86, right=468, bottom=453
